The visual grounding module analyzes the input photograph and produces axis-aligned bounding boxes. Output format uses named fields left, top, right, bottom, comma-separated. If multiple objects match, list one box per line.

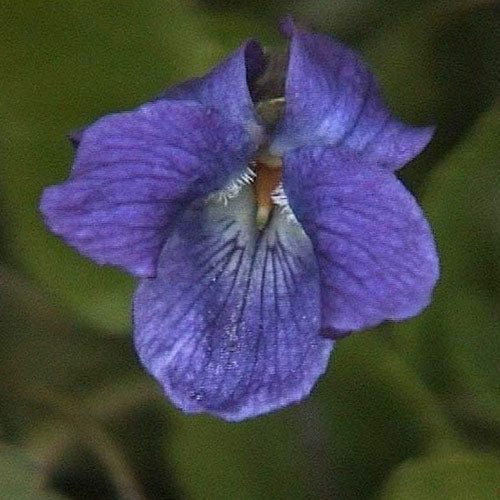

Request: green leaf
left=0, top=0, right=220, bottom=333
left=380, top=452, right=500, bottom=500
left=361, top=2, right=498, bottom=189
left=0, top=444, right=69, bottom=500
left=165, top=334, right=464, bottom=500
left=167, top=410, right=313, bottom=500
left=392, top=105, right=500, bottom=428
left=363, top=2, right=497, bottom=123
left=317, top=335, right=465, bottom=498
left=0, top=266, right=137, bottom=416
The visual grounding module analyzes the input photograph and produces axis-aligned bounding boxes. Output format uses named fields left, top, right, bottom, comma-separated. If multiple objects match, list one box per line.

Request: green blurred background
left=0, top=1, right=499, bottom=499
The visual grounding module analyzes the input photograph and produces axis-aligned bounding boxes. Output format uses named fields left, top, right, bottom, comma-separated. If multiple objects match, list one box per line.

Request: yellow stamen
left=253, top=155, right=282, bottom=229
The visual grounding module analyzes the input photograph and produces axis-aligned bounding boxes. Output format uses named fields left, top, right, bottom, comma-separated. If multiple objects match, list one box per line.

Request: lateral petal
left=283, top=146, right=439, bottom=335
left=162, top=40, right=266, bottom=134
left=40, top=100, right=256, bottom=277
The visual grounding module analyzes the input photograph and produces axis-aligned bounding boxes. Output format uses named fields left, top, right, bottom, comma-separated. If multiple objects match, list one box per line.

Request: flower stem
left=18, top=386, right=147, bottom=500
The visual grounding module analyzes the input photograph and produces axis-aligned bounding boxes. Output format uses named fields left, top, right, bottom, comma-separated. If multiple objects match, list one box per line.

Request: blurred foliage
left=379, top=452, right=500, bottom=499
left=0, top=0, right=499, bottom=499
left=0, top=445, right=68, bottom=500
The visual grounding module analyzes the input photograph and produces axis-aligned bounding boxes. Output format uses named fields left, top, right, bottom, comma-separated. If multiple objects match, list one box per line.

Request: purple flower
left=40, top=19, right=438, bottom=421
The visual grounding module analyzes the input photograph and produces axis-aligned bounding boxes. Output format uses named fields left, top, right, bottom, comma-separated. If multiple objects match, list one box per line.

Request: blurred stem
left=33, top=376, right=160, bottom=468
left=18, top=386, right=147, bottom=500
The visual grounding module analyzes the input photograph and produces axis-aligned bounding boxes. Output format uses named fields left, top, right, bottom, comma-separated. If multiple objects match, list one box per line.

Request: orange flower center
left=253, top=154, right=282, bottom=229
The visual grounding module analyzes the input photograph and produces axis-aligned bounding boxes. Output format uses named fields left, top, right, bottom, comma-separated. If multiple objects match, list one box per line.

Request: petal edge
left=284, top=146, right=439, bottom=334
left=40, top=100, right=256, bottom=277
left=272, top=33, right=434, bottom=170
left=133, top=188, right=334, bottom=420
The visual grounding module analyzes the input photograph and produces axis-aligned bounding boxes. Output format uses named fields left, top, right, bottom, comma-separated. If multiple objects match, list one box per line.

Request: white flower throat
left=210, top=97, right=295, bottom=230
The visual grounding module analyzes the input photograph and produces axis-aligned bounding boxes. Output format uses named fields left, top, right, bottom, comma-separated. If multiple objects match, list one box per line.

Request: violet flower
left=40, top=19, right=438, bottom=421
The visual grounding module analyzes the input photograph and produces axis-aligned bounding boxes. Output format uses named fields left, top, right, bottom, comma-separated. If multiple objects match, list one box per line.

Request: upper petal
left=162, top=40, right=266, bottom=135
left=272, top=32, right=434, bottom=170
left=133, top=186, right=334, bottom=421
left=40, top=99, right=256, bottom=277
left=283, top=146, right=439, bottom=335
left=69, top=41, right=266, bottom=152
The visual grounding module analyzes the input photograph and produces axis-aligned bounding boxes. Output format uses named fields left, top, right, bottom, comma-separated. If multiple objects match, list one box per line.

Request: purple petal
left=272, top=33, right=434, bottom=170
left=68, top=41, right=266, bottom=154
left=133, top=187, right=334, bottom=421
left=162, top=40, right=266, bottom=134
left=283, top=146, right=439, bottom=335
left=40, top=99, right=256, bottom=277
left=67, top=128, right=83, bottom=149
